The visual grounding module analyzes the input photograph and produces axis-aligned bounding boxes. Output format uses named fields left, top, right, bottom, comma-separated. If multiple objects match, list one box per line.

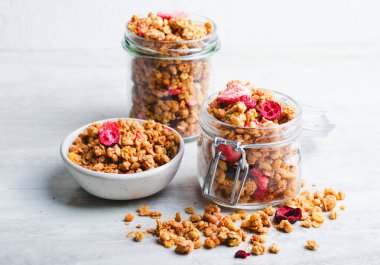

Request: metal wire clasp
left=202, top=137, right=249, bottom=206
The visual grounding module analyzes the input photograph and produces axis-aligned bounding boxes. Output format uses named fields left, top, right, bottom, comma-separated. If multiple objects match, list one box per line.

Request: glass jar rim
left=122, top=12, right=220, bottom=60
left=201, top=90, right=303, bottom=132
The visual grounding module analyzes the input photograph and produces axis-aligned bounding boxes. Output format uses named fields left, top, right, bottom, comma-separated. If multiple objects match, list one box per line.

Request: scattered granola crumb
left=127, top=231, right=135, bottom=238
left=263, top=206, right=275, bottom=216
left=204, top=238, right=216, bottom=249
left=175, top=212, right=182, bottom=222
left=301, top=219, right=312, bottom=228
left=134, top=230, right=147, bottom=242
left=306, top=240, right=319, bottom=250
left=268, top=243, right=280, bottom=254
left=300, top=178, right=306, bottom=188
left=175, top=238, right=194, bottom=254
left=340, top=205, right=346, bottom=211
left=276, top=220, right=294, bottom=233
left=251, top=241, right=266, bottom=255
left=124, top=213, right=134, bottom=222
left=136, top=224, right=142, bottom=228
left=250, top=234, right=266, bottom=243
left=137, top=205, right=162, bottom=219
left=329, top=210, right=337, bottom=220
left=185, top=207, right=195, bottom=214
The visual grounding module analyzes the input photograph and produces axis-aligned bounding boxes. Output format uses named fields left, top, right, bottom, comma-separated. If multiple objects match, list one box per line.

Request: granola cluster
left=127, top=12, right=214, bottom=138
left=124, top=185, right=346, bottom=256
left=67, top=119, right=180, bottom=174
left=199, top=80, right=300, bottom=205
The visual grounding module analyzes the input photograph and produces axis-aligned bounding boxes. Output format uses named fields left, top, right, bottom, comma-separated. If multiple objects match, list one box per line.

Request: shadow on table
left=47, top=166, right=209, bottom=209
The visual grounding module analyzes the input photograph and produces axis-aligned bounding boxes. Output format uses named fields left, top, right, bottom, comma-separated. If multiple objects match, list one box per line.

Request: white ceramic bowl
left=60, top=118, right=185, bottom=200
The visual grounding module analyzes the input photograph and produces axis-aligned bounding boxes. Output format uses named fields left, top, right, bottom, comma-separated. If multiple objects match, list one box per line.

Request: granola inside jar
left=198, top=81, right=302, bottom=209
left=123, top=12, right=220, bottom=141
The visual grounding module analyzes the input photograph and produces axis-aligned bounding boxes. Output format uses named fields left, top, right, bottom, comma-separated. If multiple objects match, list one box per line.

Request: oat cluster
left=128, top=12, right=213, bottom=41
left=124, top=185, right=346, bottom=256
left=67, top=119, right=180, bottom=174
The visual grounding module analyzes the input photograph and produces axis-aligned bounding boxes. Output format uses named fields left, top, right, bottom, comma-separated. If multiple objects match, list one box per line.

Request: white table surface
left=1, top=48, right=379, bottom=265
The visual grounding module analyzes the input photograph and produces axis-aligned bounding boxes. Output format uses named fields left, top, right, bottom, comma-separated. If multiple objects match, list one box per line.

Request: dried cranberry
left=274, top=206, right=302, bottom=224
left=216, top=144, right=242, bottom=163
left=260, top=101, right=282, bottom=120
left=239, top=95, right=257, bottom=110
left=136, top=27, right=145, bottom=37
left=99, top=129, right=119, bottom=147
left=235, top=250, right=250, bottom=259
left=250, top=168, right=268, bottom=200
left=168, top=89, right=181, bottom=95
left=101, top=121, right=119, bottom=132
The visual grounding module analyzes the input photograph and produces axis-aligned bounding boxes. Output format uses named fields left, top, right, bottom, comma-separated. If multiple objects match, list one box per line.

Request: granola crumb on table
left=67, top=119, right=180, bottom=174
left=127, top=12, right=215, bottom=138
left=124, top=213, right=135, bottom=222
left=124, top=185, right=346, bottom=256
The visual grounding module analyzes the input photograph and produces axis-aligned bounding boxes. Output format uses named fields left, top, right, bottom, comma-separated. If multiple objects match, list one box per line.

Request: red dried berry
left=136, top=27, right=145, bottom=37
left=168, top=89, right=181, bottom=95
left=274, top=206, right=302, bottom=224
left=157, top=11, right=189, bottom=20
left=101, top=121, right=119, bottom=132
left=135, top=132, right=142, bottom=141
left=260, top=101, right=282, bottom=120
left=157, top=12, right=173, bottom=20
left=99, top=129, right=119, bottom=147
left=250, top=168, right=268, bottom=200
left=216, top=144, right=242, bottom=163
left=239, top=95, right=257, bottom=110
left=235, top=250, right=250, bottom=259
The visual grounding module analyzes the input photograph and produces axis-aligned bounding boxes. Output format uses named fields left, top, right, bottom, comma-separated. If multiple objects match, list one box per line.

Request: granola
left=126, top=12, right=216, bottom=138
left=68, top=119, right=180, bottom=174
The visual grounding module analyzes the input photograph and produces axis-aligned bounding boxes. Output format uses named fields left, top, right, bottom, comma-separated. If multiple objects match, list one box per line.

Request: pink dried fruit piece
left=99, top=129, right=120, bottom=147
left=135, top=132, right=142, bottom=141
left=102, top=121, right=119, bottom=132
left=250, top=168, right=268, bottom=200
left=238, top=95, right=257, bottom=110
left=186, top=99, right=198, bottom=106
left=274, top=206, right=302, bottom=224
left=136, top=27, right=145, bottom=37
left=217, top=82, right=252, bottom=105
left=260, top=101, right=282, bottom=120
left=235, top=250, right=250, bottom=259
left=168, top=89, right=181, bottom=96
left=157, top=11, right=189, bottom=20
left=216, top=144, right=242, bottom=163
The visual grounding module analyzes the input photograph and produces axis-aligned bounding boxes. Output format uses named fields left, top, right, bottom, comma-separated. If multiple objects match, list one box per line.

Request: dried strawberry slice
left=217, top=82, right=252, bottom=105
left=99, top=129, right=119, bottom=147
left=157, top=11, right=189, bottom=20
left=238, top=95, right=257, bottom=110
left=260, top=101, right=282, bottom=120
left=235, top=250, right=250, bottom=259
left=136, top=27, right=145, bottom=37
left=274, top=206, right=302, bottom=224
left=168, top=89, right=181, bottom=95
left=250, top=168, right=268, bottom=200
left=216, top=144, right=242, bottom=163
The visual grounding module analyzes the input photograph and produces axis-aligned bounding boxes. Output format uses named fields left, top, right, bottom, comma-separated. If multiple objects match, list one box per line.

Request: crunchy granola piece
left=338, top=191, right=346, bottom=200
left=268, top=243, right=280, bottom=254
left=137, top=205, right=162, bottom=219
left=312, top=221, right=321, bottom=228
left=301, top=219, right=312, bottom=228
left=276, top=220, right=294, bottom=233
left=175, top=239, right=194, bottom=254
left=329, top=210, right=337, bottom=220
left=136, top=224, right=142, bottom=229
left=216, top=227, right=242, bottom=247
left=263, top=206, right=275, bottom=216
left=306, top=240, right=319, bottom=250
left=340, top=204, right=346, bottom=210
left=321, top=195, right=337, bottom=211
left=311, top=212, right=324, bottom=224
left=193, top=240, right=202, bottom=249
left=175, top=212, right=182, bottom=222
left=251, top=241, right=266, bottom=255
left=229, top=213, right=241, bottom=222
left=258, top=211, right=271, bottom=227
left=185, top=207, right=195, bottom=214
left=204, top=238, right=216, bottom=249
left=235, top=209, right=248, bottom=220
left=124, top=213, right=134, bottom=222
left=250, top=234, right=266, bottom=243
left=190, top=214, right=202, bottom=223
left=134, top=230, right=147, bottom=242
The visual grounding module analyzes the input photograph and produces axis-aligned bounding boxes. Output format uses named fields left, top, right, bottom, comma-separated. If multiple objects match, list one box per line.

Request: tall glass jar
left=122, top=14, right=220, bottom=141
left=197, top=91, right=302, bottom=209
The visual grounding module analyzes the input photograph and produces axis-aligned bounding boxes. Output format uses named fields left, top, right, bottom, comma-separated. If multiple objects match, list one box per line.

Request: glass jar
left=197, top=91, right=303, bottom=209
left=122, top=14, right=220, bottom=141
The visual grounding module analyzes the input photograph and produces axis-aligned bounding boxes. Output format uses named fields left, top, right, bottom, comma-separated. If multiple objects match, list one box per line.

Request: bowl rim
left=60, top=118, right=185, bottom=180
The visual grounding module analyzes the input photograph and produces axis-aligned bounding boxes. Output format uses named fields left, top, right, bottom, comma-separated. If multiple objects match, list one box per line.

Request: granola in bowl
left=198, top=80, right=302, bottom=208
left=123, top=12, right=220, bottom=139
left=67, top=119, right=180, bottom=174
